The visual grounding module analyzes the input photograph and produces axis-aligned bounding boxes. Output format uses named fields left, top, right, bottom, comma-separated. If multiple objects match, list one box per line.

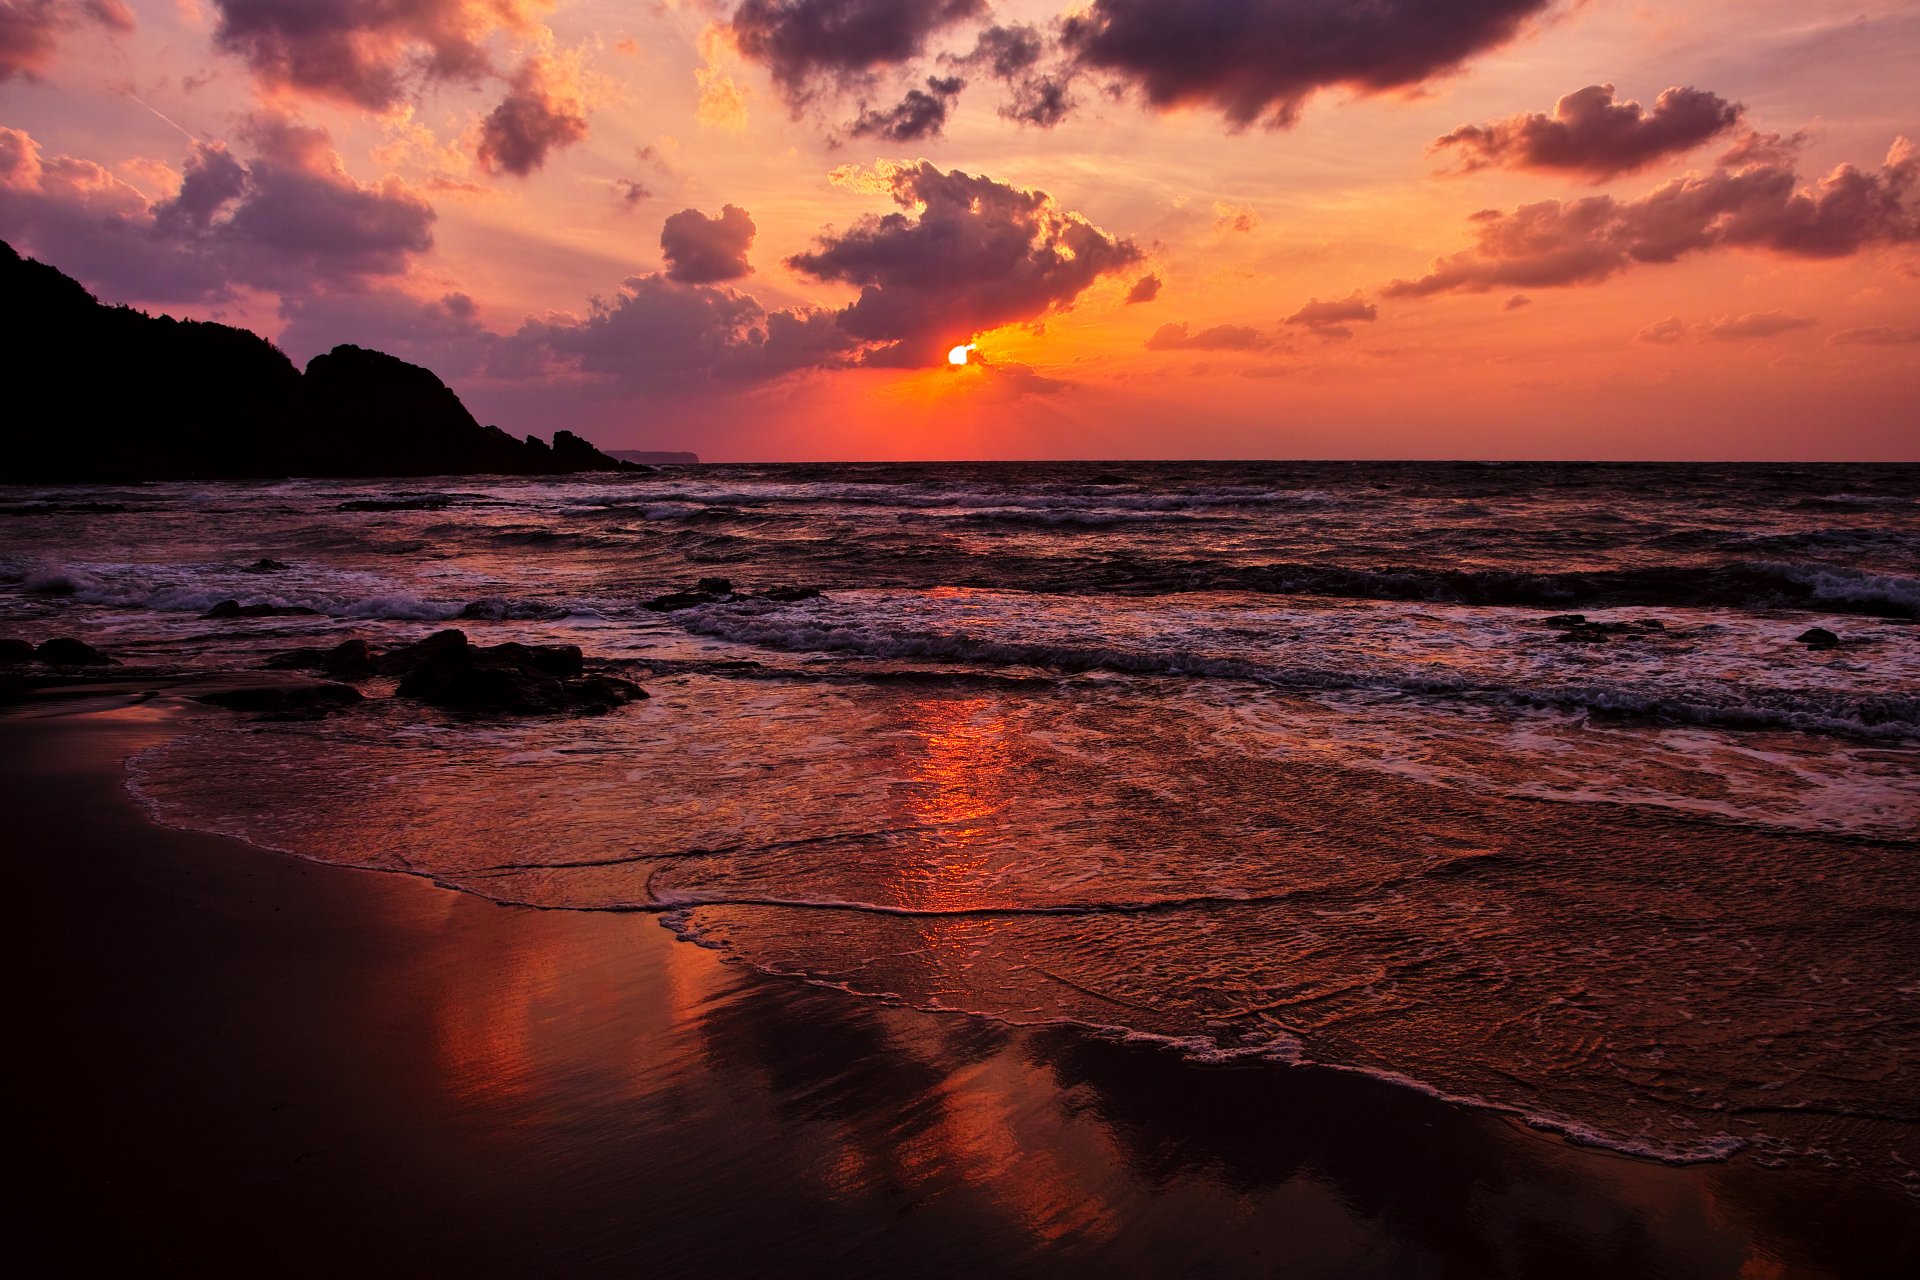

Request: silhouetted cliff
left=0, top=242, right=648, bottom=482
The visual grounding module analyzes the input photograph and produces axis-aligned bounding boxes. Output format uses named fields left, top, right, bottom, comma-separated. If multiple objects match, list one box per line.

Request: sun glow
left=948, top=344, right=973, bottom=366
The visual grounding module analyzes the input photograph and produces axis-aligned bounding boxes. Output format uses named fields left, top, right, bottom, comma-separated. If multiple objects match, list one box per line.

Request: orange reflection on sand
left=894, top=697, right=1012, bottom=971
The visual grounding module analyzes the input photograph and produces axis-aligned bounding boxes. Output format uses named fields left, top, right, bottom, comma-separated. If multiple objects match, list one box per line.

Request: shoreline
left=10, top=683, right=1918, bottom=1276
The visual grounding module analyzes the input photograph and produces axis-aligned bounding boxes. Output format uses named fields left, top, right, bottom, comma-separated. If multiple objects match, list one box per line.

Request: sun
left=947, top=343, right=973, bottom=366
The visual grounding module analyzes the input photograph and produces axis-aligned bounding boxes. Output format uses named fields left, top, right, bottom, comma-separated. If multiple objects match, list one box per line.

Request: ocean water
left=4, top=461, right=1917, bottom=1190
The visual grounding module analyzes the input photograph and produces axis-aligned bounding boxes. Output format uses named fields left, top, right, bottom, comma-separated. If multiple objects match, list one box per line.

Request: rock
left=243, top=558, right=292, bottom=572
left=373, top=628, right=471, bottom=676
left=389, top=629, right=642, bottom=715
left=1556, top=627, right=1612, bottom=645
left=265, top=639, right=375, bottom=679
left=0, top=637, right=35, bottom=663
left=34, top=637, right=115, bottom=665
left=1796, top=627, right=1840, bottom=648
left=760, top=585, right=823, bottom=603
left=194, top=681, right=364, bottom=720
left=201, top=600, right=324, bottom=619
left=1542, top=615, right=1588, bottom=629
left=697, top=577, right=734, bottom=595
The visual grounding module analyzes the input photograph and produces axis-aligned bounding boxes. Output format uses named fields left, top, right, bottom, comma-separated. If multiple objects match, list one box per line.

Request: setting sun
left=947, top=344, right=972, bottom=367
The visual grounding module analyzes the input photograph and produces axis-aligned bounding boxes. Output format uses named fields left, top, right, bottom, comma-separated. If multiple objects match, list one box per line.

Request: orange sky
left=1, top=0, right=1915, bottom=459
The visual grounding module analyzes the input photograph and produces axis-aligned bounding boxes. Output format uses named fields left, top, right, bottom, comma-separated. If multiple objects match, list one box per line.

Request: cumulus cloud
left=1125, top=274, right=1161, bottom=304
left=958, top=22, right=1073, bottom=127
left=1144, top=321, right=1267, bottom=351
left=1706, top=310, right=1816, bottom=340
left=1433, top=84, right=1743, bottom=181
left=729, top=0, right=985, bottom=100
left=848, top=75, right=964, bottom=142
left=0, top=0, right=132, bottom=82
left=1285, top=293, right=1376, bottom=339
left=0, top=120, right=434, bottom=302
left=1384, top=137, right=1920, bottom=298
left=210, top=0, right=548, bottom=109
left=477, top=58, right=589, bottom=176
left=660, top=203, right=757, bottom=284
left=1060, top=0, right=1554, bottom=129
left=788, top=161, right=1141, bottom=366
left=1828, top=325, right=1920, bottom=345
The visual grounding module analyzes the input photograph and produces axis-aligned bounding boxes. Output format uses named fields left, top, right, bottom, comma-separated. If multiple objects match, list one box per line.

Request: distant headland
left=0, top=241, right=647, bottom=483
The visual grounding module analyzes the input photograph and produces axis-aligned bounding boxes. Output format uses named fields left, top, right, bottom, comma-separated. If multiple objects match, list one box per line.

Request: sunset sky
left=2, top=0, right=1915, bottom=460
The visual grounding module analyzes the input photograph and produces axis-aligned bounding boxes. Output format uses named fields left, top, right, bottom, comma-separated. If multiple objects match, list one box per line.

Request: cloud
left=0, top=120, right=434, bottom=302
left=1059, top=0, right=1554, bottom=129
left=958, top=23, right=1072, bottom=127
left=495, top=274, right=857, bottom=385
left=476, top=58, right=589, bottom=176
left=277, top=286, right=490, bottom=365
left=613, top=178, right=652, bottom=206
left=697, top=65, right=751, bottom=130
left=1718, top=129, right=1807, bottom=169
left=1432, top=84, right=1743, bottom=181
left=1285, top=293, right=1376, bottom=339
left=788, top=161, right=1141, bottom=366
left=1503, top=293, right=1531, bottom=310
left=660, top=203, right=757, bottom=284
left=1125, top=273, right=1161, bottom=304
left=1636, top=316, right=1688, bottom=345
left=1144, top=321, right=1267, bottom=351
left=1706, top=310, right=1817, bottom=340
left=847, top=75, right=964, bottom=142
left=1828, top=325, right=1920, bottom=345
left=728, top=0, right=985, bottom=100
left=0, top=0, right=132, bottom=82
left=1212, top=202, right=1258, bottom=233
left=210, top=0, right=548, bottom=109
left=1384, top=137, right=1920, bottom=298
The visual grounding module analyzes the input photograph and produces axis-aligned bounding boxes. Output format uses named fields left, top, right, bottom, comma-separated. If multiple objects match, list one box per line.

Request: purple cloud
left=1433, top=84, right=1743, bottom=181
left=660, top=204, right=757, bottom=284
left=0, top=0, right=131, bottom=82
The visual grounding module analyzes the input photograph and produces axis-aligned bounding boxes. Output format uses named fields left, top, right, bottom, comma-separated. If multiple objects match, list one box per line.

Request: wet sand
left=9, top=684, right=1917, bottom=1277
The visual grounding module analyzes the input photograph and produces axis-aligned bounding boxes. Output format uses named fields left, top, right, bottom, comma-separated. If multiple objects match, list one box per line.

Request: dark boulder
left=34, top=637, right=114, bottom=665
left=1542, top=615, right=1588, bottom=629
left=645, top=588, right=730, bottom=612
left=200, top=600, right=324, bottom=619
left=697, top=577, right=734, bottom=595
left=0, top=637, right=34, bottom=663
left=244, top=558, right=292, bottom=572
left=389, top=629, right=642, bottom=716
left=1796, top=627, right=1840, bottom=648
left=194, top=681, right=364, bottom=720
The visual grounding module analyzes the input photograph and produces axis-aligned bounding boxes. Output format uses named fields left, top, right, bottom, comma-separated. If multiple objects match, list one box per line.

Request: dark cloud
left=847, top=75, right=964, bottom=142
left=1503, top=293, right=1532, bottom=310
left=1433, top=84, right=1743, bottom=180
left=477, top=61, right=590, bottom=177
left=1719, top=129, right=1807, bottom=169
left=495, top=274, right=857, bottom=385
left=0, top=120, right=435, bottom=303
left=1828, top=325, right=1920, bottom=346
left=613, top=179, right=652, bottom=206
left=788, top=161, right=1141, bottom=366
left=1384, top=138, right=1920, bottom=298
left=1285, top=293, right=1376, bottom=340
left=958, top=23, right=1073, bottom=127
left=1707, top=310, right=1816, bottom=340
left=1125, top=273, right=1162, bottom=304
left=729, top=0, right=985, bottom=99
left=1144, top=321, right=1267, bottom=351
left=0, top=0, right=132, bottom=82
left=660, top=204, right=757, bottom=284
left=1060, top=0, right=1553, bottom=129
left=210, top=0, right=538, bottom=108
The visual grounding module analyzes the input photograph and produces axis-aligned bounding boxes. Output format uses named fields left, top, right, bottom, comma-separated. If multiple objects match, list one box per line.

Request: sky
left=1, top=0, right=1915, bottom=461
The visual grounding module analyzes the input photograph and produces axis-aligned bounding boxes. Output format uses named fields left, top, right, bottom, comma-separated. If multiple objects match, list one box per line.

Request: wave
left=1064, top=558, right=1920, bottom=618
left=671, top=603, right=1920, bottom=738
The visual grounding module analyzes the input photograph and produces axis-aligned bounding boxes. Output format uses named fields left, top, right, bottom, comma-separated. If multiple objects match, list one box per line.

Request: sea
left=4, top=460, right=1917, bottom=1193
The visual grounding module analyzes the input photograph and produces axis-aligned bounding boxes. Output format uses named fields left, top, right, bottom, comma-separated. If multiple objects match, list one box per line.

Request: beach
left=9, top=681, right=1918, bottom=1277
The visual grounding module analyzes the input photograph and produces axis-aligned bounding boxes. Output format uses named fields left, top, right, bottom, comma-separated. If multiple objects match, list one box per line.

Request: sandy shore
left=9, top=683, right=1916, bottom=1277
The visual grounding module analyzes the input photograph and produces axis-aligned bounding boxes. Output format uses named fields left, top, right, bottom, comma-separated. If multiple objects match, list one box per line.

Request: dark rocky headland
left=0, top=240, right=648, bottom=482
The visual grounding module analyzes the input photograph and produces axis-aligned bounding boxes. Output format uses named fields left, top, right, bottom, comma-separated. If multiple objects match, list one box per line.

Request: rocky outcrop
left=33, top=637, right=115, bottom=665
left=1796, top=627, right=1840, bottom=648
left=643, top=578, right=825, bottom=611
left=266, top=630, right=645, bottom=717
left=200, top=600, right=324, bottom=619
left=193, top=680, right=365, bottom=721
left=0, top=241, right=653, bottom=483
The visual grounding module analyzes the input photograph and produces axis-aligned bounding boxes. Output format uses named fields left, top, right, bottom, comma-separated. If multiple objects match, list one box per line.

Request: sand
left=8, top=683, right=1916, bottom=1277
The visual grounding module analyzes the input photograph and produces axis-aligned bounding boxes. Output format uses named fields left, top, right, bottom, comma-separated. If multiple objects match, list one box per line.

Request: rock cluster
left=0, top=636, right=117, bottom=665
left=643, top=578, right=824, bottom=612
left=268, top=629, right=644, bottom=717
